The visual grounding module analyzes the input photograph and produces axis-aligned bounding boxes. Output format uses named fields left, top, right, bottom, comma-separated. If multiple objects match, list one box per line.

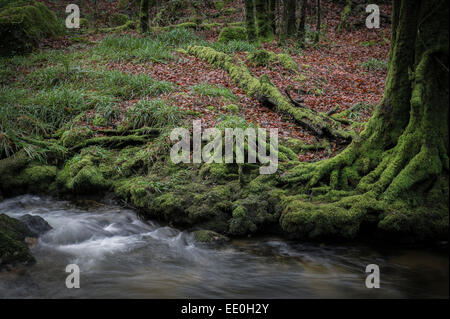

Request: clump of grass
left=93, top=35, right=175, bottom=63
left=155, top=28, right=202, bottom=47
left=26, top=65, right=99, bottom=89
left=0, top=86, right=94, bottom=158
left=360, top=58, right=388, bottom=71
left=216, top=114, right=255, bottom=130
left=98, top=70, right=174, bottom=99
left=126, top=99, right=183, bottom=129
left=191, top=83, right=236, bottom=101
left=93, top=95, right=120, bottom=124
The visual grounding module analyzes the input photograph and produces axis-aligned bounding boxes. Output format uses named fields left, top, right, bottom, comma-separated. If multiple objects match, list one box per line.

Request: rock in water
left=193, top=230, right=230, bottom=245
left=0, top=214, right=36, bottom=269
left=19, top=214, right=52, bottom=236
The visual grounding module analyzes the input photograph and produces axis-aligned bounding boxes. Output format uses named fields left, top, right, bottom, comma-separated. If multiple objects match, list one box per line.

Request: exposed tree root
left=71, top=135, right=153, bottom=152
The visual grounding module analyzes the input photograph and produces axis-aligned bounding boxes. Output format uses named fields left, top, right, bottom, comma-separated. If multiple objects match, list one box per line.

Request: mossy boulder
left=0, top=0, right=63, bottom=55
left=217, top=26, right=247, bottom=43
left=193, top=230, right=229, bottom=244
left=0, top=214, right=35, bottom=269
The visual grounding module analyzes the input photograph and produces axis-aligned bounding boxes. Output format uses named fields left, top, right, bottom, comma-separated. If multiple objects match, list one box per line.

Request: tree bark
left=255, top=0, right=274, bottom=41
left=284, top=0, right=297, bottom=38
left=140, top=0, right=150, bottom=33
left=268, top=0, right=277, bottom=33
left=314, top=0, right=320, bottom=43
left=297, top=0, right=307, bottom=46
left=282, top=0, right=449, bottom=233
left=244, top=0, right=257, bottom=41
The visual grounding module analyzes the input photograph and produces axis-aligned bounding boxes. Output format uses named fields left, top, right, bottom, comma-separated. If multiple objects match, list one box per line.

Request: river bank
left=0, top=195, right=448, bottom=299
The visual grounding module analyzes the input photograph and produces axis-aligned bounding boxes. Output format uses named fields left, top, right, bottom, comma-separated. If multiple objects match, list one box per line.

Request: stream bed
left=0, top=195, right=448, bottom=299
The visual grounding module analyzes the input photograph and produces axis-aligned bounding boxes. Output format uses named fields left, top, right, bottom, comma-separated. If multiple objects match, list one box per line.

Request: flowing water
left=0, top=195, right=448, bottom=299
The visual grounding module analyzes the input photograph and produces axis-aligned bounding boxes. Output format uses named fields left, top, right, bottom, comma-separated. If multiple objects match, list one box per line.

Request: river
left=0, top=195, right=448, bottom=299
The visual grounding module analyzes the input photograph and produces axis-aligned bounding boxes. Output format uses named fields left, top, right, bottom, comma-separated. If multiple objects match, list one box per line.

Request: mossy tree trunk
left=255, top=0, right=274, bottom=41
left=244, top=0, right=257, bottom=41
left=140, top=0, right=150, bottom=33
left=297, top=0, right=307, bottom=46
left=281, top=0, right=449, bottom=237
left=284, top=0, right=297, bottom=38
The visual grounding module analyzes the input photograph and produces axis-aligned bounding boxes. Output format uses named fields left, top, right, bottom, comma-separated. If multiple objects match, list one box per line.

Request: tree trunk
left=297, top=0, right=307, bottom=46
left=140, top=0, right=150, bottom=33
left=255, top=0, right=274, bottom=41
left=244, top=0, right=257, bottom=41
left=314, top=0, right=320, bottom=43
left=284, top=0, right=297, bottom=38
left=268, top=0, right=277, bottom=33
left=281, top=0, right=449, bottom=239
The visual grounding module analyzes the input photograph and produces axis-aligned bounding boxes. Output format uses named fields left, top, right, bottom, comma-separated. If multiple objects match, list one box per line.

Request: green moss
left=217, top=26, right=247, bottom=42
left=79, top=18, right=89, bottom=29
left=247, top=50, right=298, bottom=72
left=0, top=0, right=63, bottom=55
left=279, top=197, right=365, bottom=239
left=57, top=151, right=111, bottom=194
left=247, top=49, right=275, bottom=66
left=214, top=0, right=225, bottom=11
left=224, top=104, right=240, bottom=113
left=60, top=127, right=93, bottom=148
left=92, top=115, right=108, bottom=127
left=0, top=214, right=35, bottom=269
left=193, top=230, right=229, bottom=243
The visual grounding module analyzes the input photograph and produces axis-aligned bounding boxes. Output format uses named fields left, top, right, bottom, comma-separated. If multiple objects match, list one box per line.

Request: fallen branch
left=185, top=46, right=355, bottom=141
left=185, top=46, right=355, bottom=142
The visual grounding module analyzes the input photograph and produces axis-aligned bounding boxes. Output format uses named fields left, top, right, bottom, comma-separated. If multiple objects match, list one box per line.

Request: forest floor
left=2, top=0, right=391, bottom=163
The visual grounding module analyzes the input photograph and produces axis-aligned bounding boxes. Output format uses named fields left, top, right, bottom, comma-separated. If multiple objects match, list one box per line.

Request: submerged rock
left=19, top=214, right=52, bottom=236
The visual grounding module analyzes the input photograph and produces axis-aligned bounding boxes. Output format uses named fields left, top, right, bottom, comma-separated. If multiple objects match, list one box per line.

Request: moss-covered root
left=279, top=0, right=449, bottom=241
left=185, top=45, right=354, bottom=141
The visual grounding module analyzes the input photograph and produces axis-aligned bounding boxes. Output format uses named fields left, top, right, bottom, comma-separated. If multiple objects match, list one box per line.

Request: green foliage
left=190, top=83, right=236, bottom=100
left=214, top=0, right=225, bottom=11
left=217, top=26, right=247, bottom=42
left=0, top=0, right=63, bottom=55
left=155, top=27, right=201, bottom=47
left=126, top=99, right=183, bottom=129
left=93, top=35, right=175, bottom=63
left=98, top=70, right=174, bottom=99
left=247, top=49, right=274, bottom=66
left=360, top=58, right=388, bottom=71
